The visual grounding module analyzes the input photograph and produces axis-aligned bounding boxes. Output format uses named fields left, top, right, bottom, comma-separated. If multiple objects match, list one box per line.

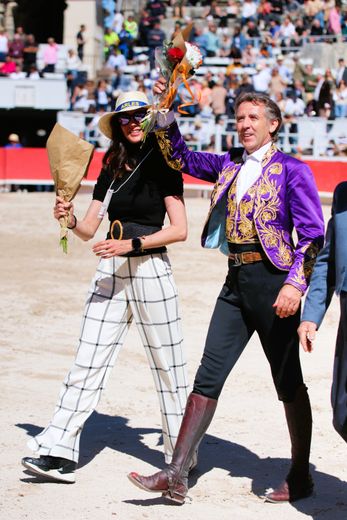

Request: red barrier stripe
left=0, top=148, right=346, bottom=193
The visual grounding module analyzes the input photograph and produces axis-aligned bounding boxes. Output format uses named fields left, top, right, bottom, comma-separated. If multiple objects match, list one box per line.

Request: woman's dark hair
left=234, top=92, right=283, bottom=140
left=102, top=114, right=140, bottom=179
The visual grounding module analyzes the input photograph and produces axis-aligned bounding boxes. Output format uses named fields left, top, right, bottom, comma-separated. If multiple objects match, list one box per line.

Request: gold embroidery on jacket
left=155, top=130, right=183, bottom=171
left=211, top=164, right=240, bottom=206
left=226, top=181, right=258, bottom=243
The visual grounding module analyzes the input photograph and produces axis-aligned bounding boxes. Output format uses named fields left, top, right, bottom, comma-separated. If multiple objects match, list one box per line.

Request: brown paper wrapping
left=46, top=123, right=94, bottom=252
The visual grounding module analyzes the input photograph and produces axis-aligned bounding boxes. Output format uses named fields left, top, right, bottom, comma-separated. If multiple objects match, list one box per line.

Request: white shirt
left=236, top=141, right=272, bottom=204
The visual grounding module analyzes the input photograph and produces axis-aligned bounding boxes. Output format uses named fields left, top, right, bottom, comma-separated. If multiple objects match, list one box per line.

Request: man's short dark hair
left=234, top=92, right=282, bottom=140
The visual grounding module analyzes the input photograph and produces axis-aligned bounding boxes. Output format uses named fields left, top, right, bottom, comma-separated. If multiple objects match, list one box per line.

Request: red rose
left=167, top=47, right=184, bottom=64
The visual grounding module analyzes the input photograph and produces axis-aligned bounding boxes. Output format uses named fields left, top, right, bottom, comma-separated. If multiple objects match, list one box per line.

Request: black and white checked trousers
left=28, top=253, right=189, bottom=463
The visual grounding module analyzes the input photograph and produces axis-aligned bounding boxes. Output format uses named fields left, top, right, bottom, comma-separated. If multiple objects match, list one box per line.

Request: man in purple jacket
left=128, top=92, right=325, bottom=504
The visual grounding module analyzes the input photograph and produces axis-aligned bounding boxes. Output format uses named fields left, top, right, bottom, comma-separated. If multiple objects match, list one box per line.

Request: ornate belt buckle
left=110, top=219, right=123, bottom=240
left=233, top=253, right=242, bottom=266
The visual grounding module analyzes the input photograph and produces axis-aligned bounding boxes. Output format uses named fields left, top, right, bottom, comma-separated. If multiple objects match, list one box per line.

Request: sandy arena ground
left=0, top=192, right=346, bottom=520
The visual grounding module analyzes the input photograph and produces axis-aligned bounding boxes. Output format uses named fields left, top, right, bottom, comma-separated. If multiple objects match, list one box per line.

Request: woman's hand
left=54, top=196, right=74, bottom=226
left=92, top=239, right=133, bottom=258
left=153, top=76, right=167, bottom=96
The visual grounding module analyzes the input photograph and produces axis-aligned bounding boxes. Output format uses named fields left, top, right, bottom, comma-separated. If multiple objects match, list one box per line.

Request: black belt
left=108, top=220, right=166, bottom=257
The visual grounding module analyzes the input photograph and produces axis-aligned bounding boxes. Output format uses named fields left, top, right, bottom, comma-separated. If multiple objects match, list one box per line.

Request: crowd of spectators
left=2, top=1, right=347, bottom=156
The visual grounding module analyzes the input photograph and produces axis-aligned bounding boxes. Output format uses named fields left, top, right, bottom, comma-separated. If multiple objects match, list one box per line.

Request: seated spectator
left=0, top=55, right=17, bottom=76
left=42, top=37, right=58, bottom=74
left=71, top=83, right=89, bottom=112
left=8, top=34, right=24, bottom=62
left=242, top=43, right=258, bottom=67
left=284, top=92, right=306, bottom=116
left=112, top=66, right=132, bottom=96
left=286, top=0, right=302, bottom=17
left=198, top=79, right=212, bottom=113
left=246, top=20, right=261, bottom=43
left=258, top=1, right=272, bottom=27
left=302, top=63, right=318, bottom=96
left=276, top=55, right=292, bottom=84
left=146, top=0, right=166, bottom=20
left=22, top=34, right=38, bottom=73
left=205, top=22, right=220, bottom=58
left=226, top=0, right=239, bottom=20
left=268, top=67, right=287, bottom=99
left=328, top=5, right=342, bottom=36
left=310, top=18, right=324, bottom=39
left=267, top=19, right=281, bottom=43
left=102, top=0, right=116, bottom=28
left=334, top=79, right=347, bottom=117
left=106, top=48, right=127, bottom=71
left=234, top=73, right=255, bottom=98
left=228, top=45, right=242, bottom=66
left=232, top=25, right=247, bottom=51
left=94, top=79, right=112, bottom=111
left=113, top=10, right=124, bottom=34
left=317, top=69, right=335, bottom=118
left=118, top=23, right=135, bottom=61
left=191, top=25, right=208, bottom=59
left=124, top=14, right=138, bottom=40
left=219, top=34, right=232, bottom=58
left=270, top=0, right=284, bottom=20
left=4, top=133, right=22, bottom=149
left=27, top=64, right=41, bottom=80
left=66, top=48, right=82, bottom=79
left=9, top=64, right=26, bottom=79
left=240, top=0, right=258, bottom=26
left=103, top=27, right=119, bottom=59
left=203, top=1, right=223, bottom=21
left=0, top=28, right=9, bottom=62
left=210, top=79, right=227, bottom=118
left=137, top=9, right=152, bottom=46
left=252, top=61, right=272, bottom=93
left=278, top=16, right=296, bottom=47
left=147, top=19, right=165, bottom=69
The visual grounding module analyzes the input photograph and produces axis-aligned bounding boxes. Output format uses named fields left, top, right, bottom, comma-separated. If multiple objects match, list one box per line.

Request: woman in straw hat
left=22, top=91, right=191, bottom=483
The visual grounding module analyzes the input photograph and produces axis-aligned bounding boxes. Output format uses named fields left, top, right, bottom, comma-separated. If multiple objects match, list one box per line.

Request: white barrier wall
left=0, top=78, right=69, bottom=110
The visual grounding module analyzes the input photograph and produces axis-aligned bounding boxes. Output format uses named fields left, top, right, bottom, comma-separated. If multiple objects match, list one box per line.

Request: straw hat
left=98, top=91, right=151, bottom=139
left=8, top=133, right=19, bottom=142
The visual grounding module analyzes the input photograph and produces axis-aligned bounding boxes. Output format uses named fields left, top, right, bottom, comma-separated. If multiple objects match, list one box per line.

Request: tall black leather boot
left=265, top=385, right=314, bottom=503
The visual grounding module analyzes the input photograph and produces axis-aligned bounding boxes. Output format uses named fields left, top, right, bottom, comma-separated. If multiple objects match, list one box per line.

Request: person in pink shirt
left=328, top=5, right=342, bottom=35
left=0, top=55, right=17, bottom=75
left=42, top=37, right=58, bottom=73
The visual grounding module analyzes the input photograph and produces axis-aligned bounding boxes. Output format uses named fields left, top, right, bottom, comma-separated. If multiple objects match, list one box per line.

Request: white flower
left=185, top=42, right=203, bottom=71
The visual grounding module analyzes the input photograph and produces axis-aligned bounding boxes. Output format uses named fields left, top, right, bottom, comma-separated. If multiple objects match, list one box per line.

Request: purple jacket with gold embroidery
left=156, top=121, right=325, bottom=293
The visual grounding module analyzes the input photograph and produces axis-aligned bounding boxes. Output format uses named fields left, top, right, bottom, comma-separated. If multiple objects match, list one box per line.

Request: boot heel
left=162, top=489, right=186, bottom=504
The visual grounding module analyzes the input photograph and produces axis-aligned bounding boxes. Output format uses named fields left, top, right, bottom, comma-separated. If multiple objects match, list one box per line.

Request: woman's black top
left=92, top=135, right=184, bottom=255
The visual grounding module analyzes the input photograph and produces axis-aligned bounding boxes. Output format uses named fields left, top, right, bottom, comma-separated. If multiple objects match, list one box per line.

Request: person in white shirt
left=106, top=49, right=127, bottom=72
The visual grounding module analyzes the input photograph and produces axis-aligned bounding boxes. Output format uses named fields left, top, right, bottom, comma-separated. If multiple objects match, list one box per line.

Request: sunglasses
left=118, top=111, right=147, bottom=126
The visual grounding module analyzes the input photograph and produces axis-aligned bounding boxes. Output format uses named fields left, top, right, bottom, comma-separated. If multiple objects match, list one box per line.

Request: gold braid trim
left=155, top=130, right=183, bottom=171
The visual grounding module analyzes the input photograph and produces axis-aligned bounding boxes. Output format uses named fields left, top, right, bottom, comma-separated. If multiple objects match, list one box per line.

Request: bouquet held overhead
left=141, top=23, right=203, bottom=139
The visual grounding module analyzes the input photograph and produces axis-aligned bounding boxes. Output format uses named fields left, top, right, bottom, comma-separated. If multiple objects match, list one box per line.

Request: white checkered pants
left=28, top=253, right=189, bottom=463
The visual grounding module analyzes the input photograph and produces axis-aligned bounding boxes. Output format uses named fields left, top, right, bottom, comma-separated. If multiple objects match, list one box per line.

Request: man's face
left=236, top=101, right=278, bottom=154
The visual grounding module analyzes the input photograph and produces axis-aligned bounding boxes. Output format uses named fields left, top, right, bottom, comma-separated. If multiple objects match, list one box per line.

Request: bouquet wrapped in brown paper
left=46, top=123, right=94, bottom=253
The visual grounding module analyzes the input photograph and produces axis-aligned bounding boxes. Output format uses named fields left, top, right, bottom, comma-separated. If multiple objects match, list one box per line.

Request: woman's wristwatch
left=131, top=237, right=143, bottom=253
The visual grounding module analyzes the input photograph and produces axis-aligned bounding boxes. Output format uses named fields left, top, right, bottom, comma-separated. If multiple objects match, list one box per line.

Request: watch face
left=132, top=237, right=142, bottom=252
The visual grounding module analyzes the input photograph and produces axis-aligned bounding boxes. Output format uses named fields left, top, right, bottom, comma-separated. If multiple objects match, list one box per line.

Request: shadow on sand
left=17, top=412, right=347, bottom=519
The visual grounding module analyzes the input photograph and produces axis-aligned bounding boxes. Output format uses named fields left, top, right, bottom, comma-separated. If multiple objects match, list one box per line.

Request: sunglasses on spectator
left=118, top=111, right=148, bottom=126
